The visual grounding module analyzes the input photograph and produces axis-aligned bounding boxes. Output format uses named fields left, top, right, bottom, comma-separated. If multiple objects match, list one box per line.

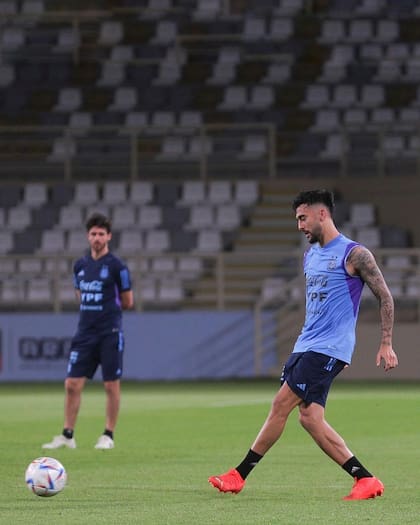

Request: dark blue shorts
left=67, top=330, right=124, bottom=381
left=280, top=351, right=345, bottom=407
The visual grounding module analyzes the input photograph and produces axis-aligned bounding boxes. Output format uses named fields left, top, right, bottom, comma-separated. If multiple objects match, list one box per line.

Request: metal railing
left=0, top=124, right=276, bottom=181
left=2, top=124, right=420, bottom=181
left=1, top=247, right=420, bottom=312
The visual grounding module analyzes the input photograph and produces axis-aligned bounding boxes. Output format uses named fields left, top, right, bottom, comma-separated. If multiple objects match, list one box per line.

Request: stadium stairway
left=235, top=182, right=299, bottom=252
left=183, top=183, right=301, bottom=309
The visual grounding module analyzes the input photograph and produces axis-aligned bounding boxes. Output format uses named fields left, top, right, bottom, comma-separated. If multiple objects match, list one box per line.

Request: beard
left=306, top=225, right=322, bottom=244
left=92, top=242, right=106, bottom=252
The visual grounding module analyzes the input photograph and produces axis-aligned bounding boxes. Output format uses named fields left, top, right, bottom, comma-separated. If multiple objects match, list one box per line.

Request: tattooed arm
left=346, top=245, right=398, bottom=371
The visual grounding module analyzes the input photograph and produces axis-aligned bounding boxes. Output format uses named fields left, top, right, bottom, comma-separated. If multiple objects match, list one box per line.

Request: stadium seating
left=0, top=1, right=417, bottom=179
left=0, top=1, right=418, bottom=311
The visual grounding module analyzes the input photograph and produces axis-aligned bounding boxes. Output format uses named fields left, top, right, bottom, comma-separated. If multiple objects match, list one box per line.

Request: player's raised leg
left=298, top=402, right=384, bottom=500
left=208, top=383, right=301, bottom=493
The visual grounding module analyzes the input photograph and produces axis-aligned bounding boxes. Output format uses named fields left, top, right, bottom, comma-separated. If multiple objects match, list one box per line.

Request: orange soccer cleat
left=208, top=468, right=245, bottom=494
left=343, top=476, right=384, bottom=500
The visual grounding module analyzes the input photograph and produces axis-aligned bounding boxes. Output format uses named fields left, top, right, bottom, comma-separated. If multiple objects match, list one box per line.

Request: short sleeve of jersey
left=113, top=258, right=132, bottom=293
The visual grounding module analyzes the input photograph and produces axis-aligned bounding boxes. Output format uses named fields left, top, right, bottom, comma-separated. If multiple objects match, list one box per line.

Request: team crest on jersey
left=100, top=265, right=109, bottom=279
left=327, top=257, right=338, bottom=270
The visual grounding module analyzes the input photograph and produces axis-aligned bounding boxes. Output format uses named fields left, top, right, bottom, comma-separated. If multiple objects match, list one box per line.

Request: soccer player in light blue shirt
left=292, top=232, right=364, bottom=365
left=209, top=189, right=398, bottom=500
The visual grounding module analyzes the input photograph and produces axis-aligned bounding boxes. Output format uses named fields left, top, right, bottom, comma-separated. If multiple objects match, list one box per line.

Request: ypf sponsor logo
left=18, top=337, right=73, bottom=360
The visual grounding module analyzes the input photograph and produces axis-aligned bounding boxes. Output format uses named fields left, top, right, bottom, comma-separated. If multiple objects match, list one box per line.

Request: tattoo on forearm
left=348, top=246, right=394, bottom=344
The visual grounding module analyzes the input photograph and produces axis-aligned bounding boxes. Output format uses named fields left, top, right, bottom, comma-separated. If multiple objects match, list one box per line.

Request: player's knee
left=299, top=411, right=315, bottom=432
left=65, top=378, right=83, bottom=396
left=268, top=398, right=289, bottom=425
left=103, top=380, right=119, bottom=395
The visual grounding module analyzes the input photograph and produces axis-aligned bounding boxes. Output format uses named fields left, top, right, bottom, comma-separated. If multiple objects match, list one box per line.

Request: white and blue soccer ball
left=25, top=457, right=67, bottom=497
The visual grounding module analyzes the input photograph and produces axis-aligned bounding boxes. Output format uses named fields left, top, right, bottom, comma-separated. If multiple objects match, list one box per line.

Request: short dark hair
left=292, top=189, right=335, bottom=214
left=85, top=213, right=112, bottom=233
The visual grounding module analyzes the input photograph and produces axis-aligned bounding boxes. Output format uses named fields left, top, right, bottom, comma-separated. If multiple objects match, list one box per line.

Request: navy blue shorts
left=67, top=330, right=124, bottom=381
left=280, top=351, right=345, bottom=407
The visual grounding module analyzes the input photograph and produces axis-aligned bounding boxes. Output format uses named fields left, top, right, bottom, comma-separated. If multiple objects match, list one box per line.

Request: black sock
left=342, top=456, right=373, bottom=480
left=63, top=428, right=73, bottom=439
left=104, top=429, right=114, bottom=440
left=236, top=449, right=263, bottom=480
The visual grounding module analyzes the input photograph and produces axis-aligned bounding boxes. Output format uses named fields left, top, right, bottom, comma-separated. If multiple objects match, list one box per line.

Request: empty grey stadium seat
left=155, top=183, right=179, bottom=205
left=21, top=0, right=45, bottom=16
left=237, top=135, right=268, bottom=160
left=171, top=231, right=197, bottom=251
left=148, top=111, right=176, bottom=134
left=38, top=230, right=65, bottom=254
left=207, top=181, right=232, bottom=204
left=68, top=112, right=93, bottom=134
left=53, top=27, right=80, bottom=54
left=234, top=181, right=259, bottom=206
left=177, top=255, right=203, bottom=279
left=178, top=181, right=206, bottom=205
left=186, top=205, right=214, bottom=230
left=0, top=184, right=22, bottom=208
left=54, top=88, right=82, bottom=112
left=98, top=20, right=124, bottom=46
left=150, top=20, right=178, bottom=45
left=311, top=109, right=340, bottom=132
left=158, top=278, right=184, bottom=304
left=195, top=230, right=222, bottom=253
left=50, top=183, right=73, bottom=206
left=31, top=205, right=58, bottom=229
left=215, top=204, right=241, bottom=231
left=129, top=182, right=154, bottom=205
left=73, top=182, right=99, bottom=206
left=0, top=64, right=15, bottom=87
left=144, top=229, right=170, bottom=252
left=0, top=1, right=17, bottom=15
left=7, top=206, right=31, bottom=231
left=26, top=277, right=52, bottom=304
left=1, top=26, right=25, bottom=51
left=161, top=206, right=188, bottom=229
left=0, top=231, right=13, bottom=254
left=354, top=0, right=385, bottom=15
left=156, top=136, right=186, bottom=160
left=22, top=182, right=48, bottom=208
left=380, top=225, right=410, bottom=247
left=118, top=230, right=143, bottom=254
left=140, top=0, right=173, bottom=20
left=193, top=0, right=222, bottom=21
left=111, top=204, right=137, bottom=230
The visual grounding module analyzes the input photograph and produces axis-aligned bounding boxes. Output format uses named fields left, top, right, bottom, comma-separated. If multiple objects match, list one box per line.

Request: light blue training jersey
left=292, top=234, right=364, bottom=364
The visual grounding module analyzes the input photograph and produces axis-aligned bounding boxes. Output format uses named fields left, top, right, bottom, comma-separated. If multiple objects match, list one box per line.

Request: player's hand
left=376, top=344, right=398, bottom=371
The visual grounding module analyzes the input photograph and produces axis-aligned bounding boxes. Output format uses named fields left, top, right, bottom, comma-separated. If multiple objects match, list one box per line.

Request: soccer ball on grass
left=25, top=456, right=67, bottom=497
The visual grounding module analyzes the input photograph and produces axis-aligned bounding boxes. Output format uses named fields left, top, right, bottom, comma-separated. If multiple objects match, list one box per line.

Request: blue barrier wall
left=0, top=311, right=269, bottom=381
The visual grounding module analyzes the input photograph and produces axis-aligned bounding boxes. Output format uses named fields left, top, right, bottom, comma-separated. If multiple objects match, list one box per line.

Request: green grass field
left=0, top=380, right=419, bottom=525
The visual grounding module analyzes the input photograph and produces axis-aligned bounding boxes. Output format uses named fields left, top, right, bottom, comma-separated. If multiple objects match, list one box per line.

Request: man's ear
left=319, top=206, right=328, bottom=222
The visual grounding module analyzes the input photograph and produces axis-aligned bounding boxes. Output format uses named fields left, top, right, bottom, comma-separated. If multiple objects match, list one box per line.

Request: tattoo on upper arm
left=348, top=247, right=385, bottom=296
left=347, top=246, right=394, bottom=343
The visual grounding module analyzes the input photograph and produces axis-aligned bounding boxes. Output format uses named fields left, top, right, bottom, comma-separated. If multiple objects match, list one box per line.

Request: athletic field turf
left=1, top=381, right=419, bottom=524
